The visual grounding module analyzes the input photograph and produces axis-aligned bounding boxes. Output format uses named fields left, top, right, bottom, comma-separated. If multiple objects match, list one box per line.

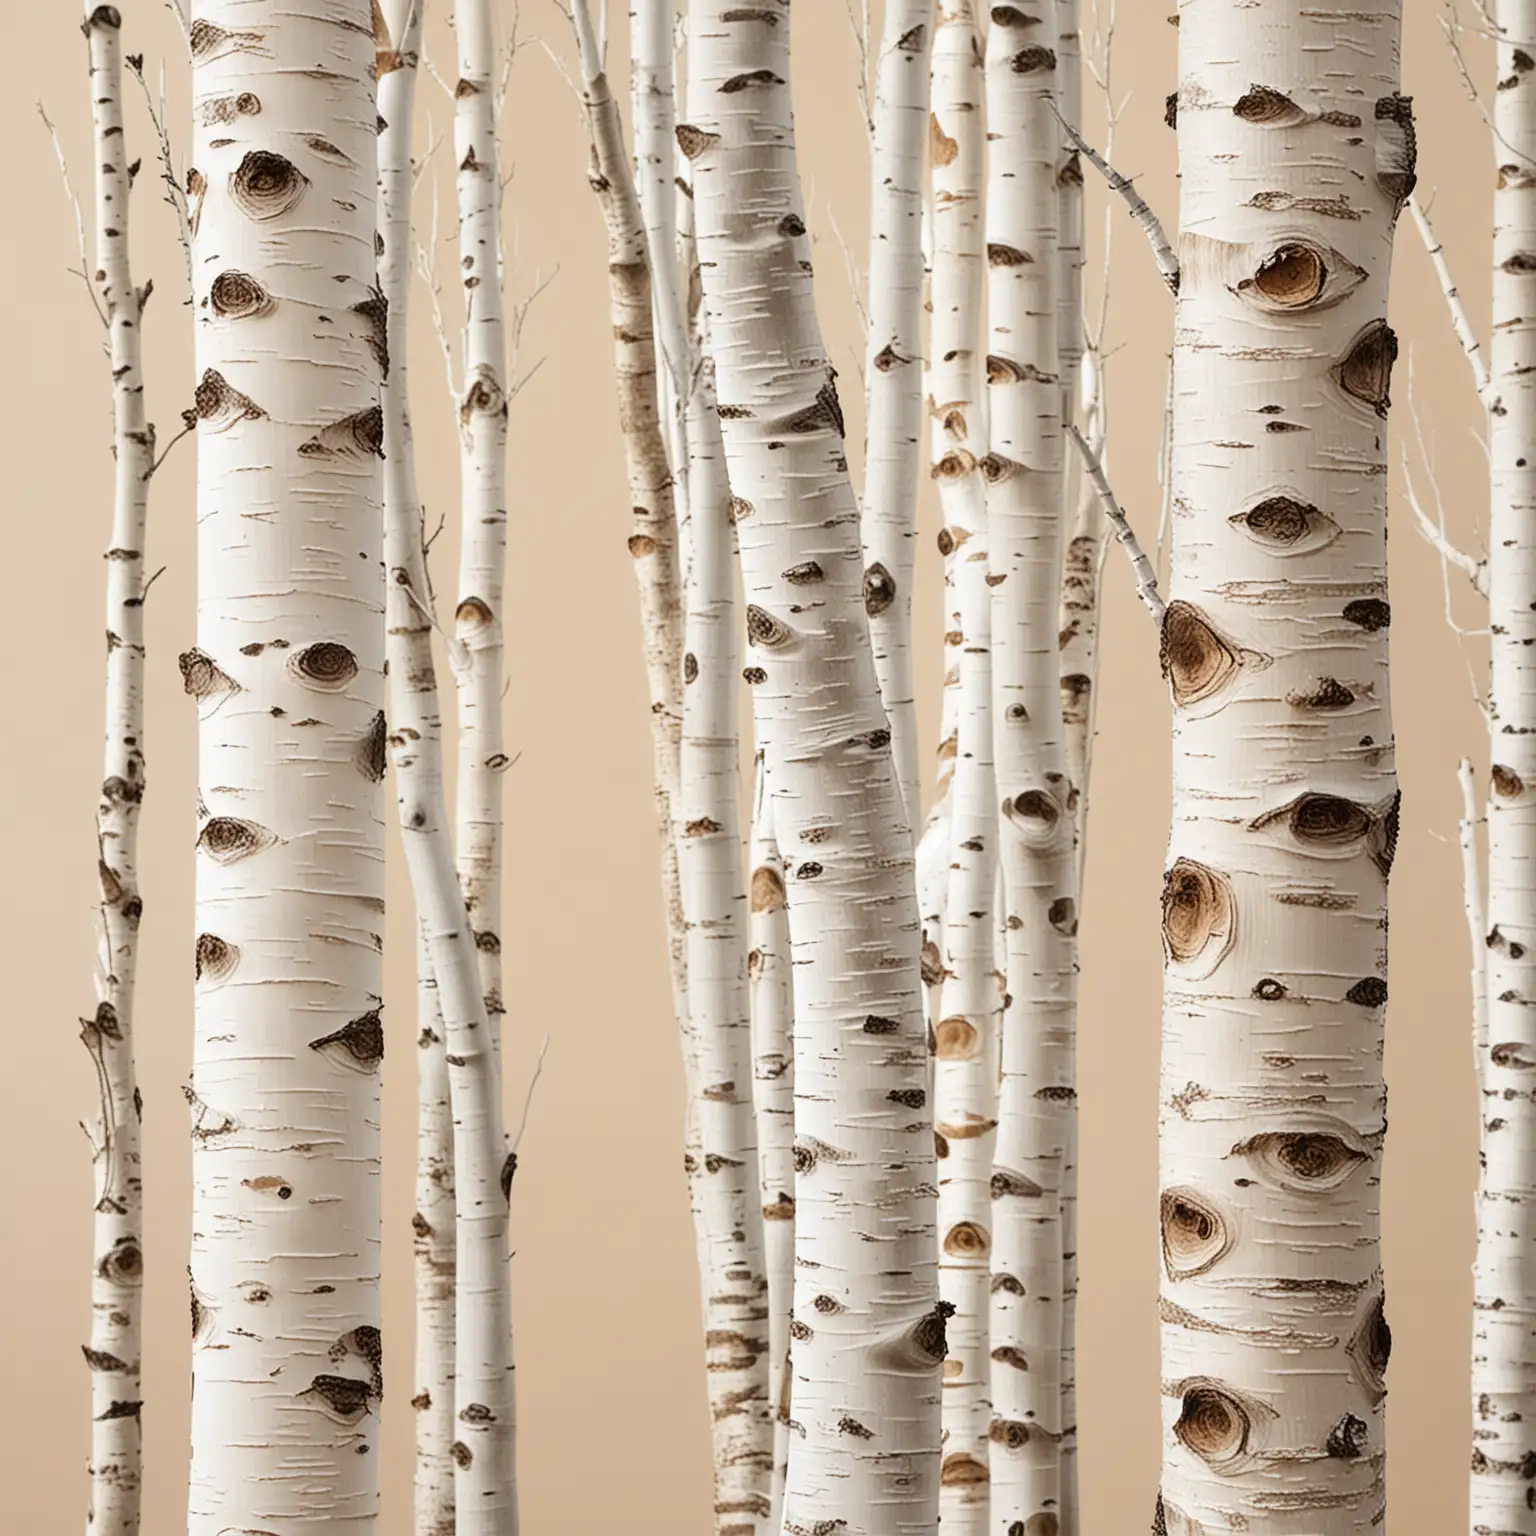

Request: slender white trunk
left=185, top=3, right=384, bottom=1530
left=862, top=0, right=933, bottom=831
left=748, top=752, right=794, bottom=1536
left=683, top=6, right=942, bottom=1531
left=927, top=8, right=995, bottom=1531
left=82, top=12, right=150, bottom=1532
left=984, top=11, right=1076, bottom=1532
left=1475, top=4, right=1536, bottom=1525
left=1159, top=5, right=1404, bottom=1530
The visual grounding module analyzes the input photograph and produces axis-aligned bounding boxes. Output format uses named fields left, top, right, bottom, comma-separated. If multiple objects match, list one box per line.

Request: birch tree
left=862, top=0, right=933, bottom=830
left=184, top=2, right=386, bottom=1530
left=1158, top=3, right=1405, bottom=1529
left=79, top=10, right=153, bottom=1530
left=682, top=3, right=942, bottom=1531
left=983, top=9, right=1077, bottom=1531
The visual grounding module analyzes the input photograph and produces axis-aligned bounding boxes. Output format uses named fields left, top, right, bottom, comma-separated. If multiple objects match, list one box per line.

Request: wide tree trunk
left=1158, top=4, right=1404, bottom=1530
left=185, top=3, right=385, bottom=1531
left=1474, top=3, right=1536, bottom=1527
left=682, top=4, right=942, bottom=1531
left=927, top=5, right=995, bottom=1531
left=82, top=10, right=151, bottom=1532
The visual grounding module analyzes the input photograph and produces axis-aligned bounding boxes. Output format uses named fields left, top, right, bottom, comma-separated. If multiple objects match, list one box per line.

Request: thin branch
left=844, top=0, right=872, bottom=137
left=510, top=1032, right=551, bottom=1155
left=1051, top=101, right=1178, bottom=294
left=1066, top=423, right=1165, bottom=623
left=145, top=419, right=194, bottom=478
left=1403, top=452, right=1488, bottom=598
left=1460, top=758, right=1489, bottom=1091
left=38, top=104, right=108, bottom=328
left=127, top=56, right=193, bottom=297
left=1409, top=192, right=1490, bottom=403
left=824, top=201, right=869, bottom=342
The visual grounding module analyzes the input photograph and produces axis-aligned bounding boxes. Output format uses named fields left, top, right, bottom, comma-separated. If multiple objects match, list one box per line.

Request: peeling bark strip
left=187, top=3, right=385, bottom=1533
left=572, top=9, right=769, bottom=1527
left=861, top=0, right=932, bottom=831
left=929, top=9, right=997, bottom=1536
left=1475, top=5, right=1536, bottom=1528
left=985, top=8, right=1077, bottom=1533
left=82, top=10, right=150, bottom=1532
left=1161, top=5, right=1401, bottom=1532
left=684, top=3, right=941, bottom=1532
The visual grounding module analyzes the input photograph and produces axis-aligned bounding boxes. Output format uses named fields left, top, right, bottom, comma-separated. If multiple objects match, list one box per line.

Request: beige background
left=0, top=4, right=1494, bottom=1531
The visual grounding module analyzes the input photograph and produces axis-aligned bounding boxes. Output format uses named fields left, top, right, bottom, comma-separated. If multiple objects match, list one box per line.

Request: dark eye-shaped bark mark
left=728, top=495, right=754, bottom=524
left=353, top=287, right=389, bottom=378
left=943, top=1220, right=991, bottom=1258
left=456, top=595, right=494, bottom=636
left=188, top=18, right=268, bottom=60
left=1173, top=1379, right=1262, bottom=1470
left=197, top=91, right=262, bottom=125
left=97, top=1236, right=143, bottom=1287
left=459, top=367, right=507, bottom=425
left=303, top=1374, right=372, bottom=1423
left=298, top=406, right=384, bottom=460
left=179, top=648, right=239, bottom=701
left=310, top=1009, right=384, bottom=1073
left=939, top=1452, right=989, bottom=1488
left=989, top=1418, right=1033, bottom=1452
left=1160, top=602, right=1267, bottom=708
left=1048, top=896, right=1077, bottom=936
left=1001, top=788, right=1064, bottom=848
left=451, top=1441, right=473, bottom=1468
left=674, top=123, right=721, bottom=161
left=1347, top=1290, right=1391, bottom=1404
left=793, top=1136, right=851, bottom=1173
left=1375, top=92, right=1417, bottom=212
left=1009, top=46, right=1056, bottom=74
left=290, top=641, right=359, bottom=691
left=934, top=1016, right=981, bottom=1060
left=194, top=368, right=266, bottom=429
left=1493, top=764, right=1525, bottom=799
left=197, top=816, right=276, bottom=864
left=209, top=270, right=274, bottom=320
left=335, top=1324, right=383, bottom=1397
left=746, top=605, right=792, bottom=648
left=864, top=562, right=897, bottom=616
left=1229, top=493, right=1341, bottom=557
left=194, top=932, right=239, bottom=982
left=1232, top=1128, right=1369, bottom=1193
left=1160, top=1186, right=1232, bottom=1279
left=749, top=864, right=787, bottom=913
left=1346, top=976, right=1388, bottom=1008
left=1234, top=85, right=1306, bottom=126
left=1235, top=240, right=1365, bottom=313
left=991, top=1168, right=1044, bottom=1200
left=1332, top=320, right=1397, bottom=417
left=1327, top=1413, right=1370, bottom=1460
left=1161, top=859, right=1235, bottom=976
left=1343, top=597, right=1391, bottom=632
left=230, top=150, right=308, bottom=222
left=783, top=560, right=824, bottom=586
left=356, top=710, right=387, bottom=781
left=1251, top=791, right=1399, bottom=874
left=986, top=243, right=1032, bottom=269
left=1289, top=677, right=1356, bottom=711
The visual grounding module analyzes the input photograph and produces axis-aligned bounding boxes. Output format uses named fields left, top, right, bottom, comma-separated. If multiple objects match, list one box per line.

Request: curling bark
left=81, top=10, right=150, bottom=1532
left=185, top=3, right=385, bottom=1530
left=682, top=4, right=942, bottom=1530
left=927, top=7, right=995, bottom=1530
left=983, top=11, right=1076, bottom=1532
left=1474, top=3, right=1536, bottom=1524
left=1158, top=5, right=1404, bottom=1529
left=862, top=0, right=933, bottom=830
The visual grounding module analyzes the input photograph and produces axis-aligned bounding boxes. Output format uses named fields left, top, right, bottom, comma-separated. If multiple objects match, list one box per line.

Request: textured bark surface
left=928, top=7, right=996, bottom=1532
left=862, top=0, right=933, bottom=830
left=683, top=4, right=941, bottom=1531
left=82, top=11, right=149, bottom=1532
left=1160, top=4, right=1403, bottom=1530
left=1475, top=3, right=1536, bottom=1526
left=984, top=9, right=1076, bottom=1533
left=376, top=7, right=462, bottom=1532
left=186, top=3, right=385, bottom=1530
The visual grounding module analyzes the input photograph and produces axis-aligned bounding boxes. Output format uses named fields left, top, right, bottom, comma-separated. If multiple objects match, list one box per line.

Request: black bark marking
left=1160, top=1187, right=1232, bottom=1279
left=230, top=149, right=309, bottom=221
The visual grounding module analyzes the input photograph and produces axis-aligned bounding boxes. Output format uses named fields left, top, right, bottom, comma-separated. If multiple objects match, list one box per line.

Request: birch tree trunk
left=82, top=11, right=150, bottom=1531
left=376, top=8, right=480, bottom=1533
left=1159, top=4, right=1404, bottom=1529
left=682, top=5, right=942, bottom=1531
left=1474, top=3, right=1536, bottom=1525
left=186, top=3, right=385, bottom=1530
left=984, top=10, right=1077, bottom=1533
left=748, top=752, right=795, bottom=1536
left=862, top=0, right=934, bottom=831
left=927, top=7, right=995, bottom=1531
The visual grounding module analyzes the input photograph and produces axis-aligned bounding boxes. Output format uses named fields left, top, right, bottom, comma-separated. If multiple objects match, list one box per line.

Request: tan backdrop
left=0, top=4, right=1492, bottom=1530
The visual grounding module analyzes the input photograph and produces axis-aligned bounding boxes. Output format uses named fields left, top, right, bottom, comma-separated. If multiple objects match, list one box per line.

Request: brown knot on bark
left=298, top=407, right=384, bottom=461
left=1233, top=85, right=1305, bottom=126
left=197, top=816, right=276, bottom=865
left=230, top=150, right=309, bottom=222
left=1160, top=1186, right=1231, bottom=1279
left=309, top=1009, right=384, bottom=1073
left=943, top=1220, right=991, bottom=1258
left=1347, top=1289, right=1391, bottom=1404
left=991, top=1168, right=1043, bottom=1200
left=1230, top=494, right=1338, bottom=554
left=1160, top=602, right=1262, bottom=708
left=1233, top=1129, right=1368, bottom=1193
left=303, top=1374, right=372, bottom=1423
left=194, top=932, right=239, bottom=982
left=179, top=648, right=239, bottom=701
left=353, top=287, right=390, bottom=377
left=746, top=605, right=792, bottom=648
left=1332, top=320, right=1397, bottom=417
left=290, top=641, right=359, bottom=691
left=1374, top=93, right=1417, bottom=211
left=209, top=270, right=274, bottom=320
left=934, top=1016, right=981, bottom=1060
left=1173, top=1379, right=1258, bottom=1469
left=1161, top=859, right=1235, bottom=973
left=194, top=368, right=266, bottom=429
left=1343, top=597, right=1391, bottom=631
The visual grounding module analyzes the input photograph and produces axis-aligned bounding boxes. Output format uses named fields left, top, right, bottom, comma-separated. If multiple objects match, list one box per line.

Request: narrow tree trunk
left=862, top=0, right=934, bottom=831
left=1475, top=3, right=1536, bottom=1526
left=185, top=3, right=385, bottom=1530
left=1159, top=5, right=1404, bottom=1529
left=984, top=9, right=1076, bottom=1532
left=928, top=6, right=995, bottom=1531
left=82, top=11, right=149, bottom=1532
left=682, top=5, right=942, bottom=1532
left=376, top=8, right=477, bottom=1532
left=748, top=752, right=795, bottom=1536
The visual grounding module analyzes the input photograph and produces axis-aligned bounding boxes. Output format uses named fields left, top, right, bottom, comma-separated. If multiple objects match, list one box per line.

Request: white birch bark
left=82, top=11, right=150, bottom=1531
left=928, top=8, right=994, bottom=1530
left=186, top=3, right=385, bottom=1530
left=682, top=5, right=942, bottom=1530
left=862, top=0, right=934, bottom=831
left=984, top=10, right=1077, bottom=1532
left=748, top=752, right=795, bottom=1536
left=1474, top=4, right=1536, bottom=1524
left=1158, top=5, right=1404, bottom=1529
left=452, top=0, right=510, bottom=1031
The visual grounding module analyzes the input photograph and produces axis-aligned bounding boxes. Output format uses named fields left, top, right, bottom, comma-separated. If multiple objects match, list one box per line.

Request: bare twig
left=1066, top=423, right=1165, bottom=622
left=1460, top=758, right=1489, bottom=1089
left=127, top=56, right=193, bottom=296
left=510, top=1032, right=551, bottom=1154
left=38, top=104, right=107, bottom=328
left=1409, top=192, right=1490, bottom=404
